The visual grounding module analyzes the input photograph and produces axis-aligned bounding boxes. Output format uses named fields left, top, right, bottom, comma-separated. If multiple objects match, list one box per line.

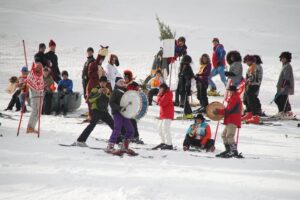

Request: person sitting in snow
left=194, top=54, right=212, bottom=114
left=106, top=77, right=136, bottom=156
left=4, top=76, right=20, bottom=111
left=242, top=55, right=263, bottom=123
left=5, top=67, right=28, bottom=111
left=152, top=83, right=174, bottom=150
left=147, top=70, right=164, bottom=106
left=183, top=114, right=215, bottom=152
left=56, top=70, right=73, bottom=116
left=274, top=51, right=294, bottom=117
left=213, top=85, right=243, bottom=158
left=75, top=76, right=114, bottom=146
left=42, top=67, right=55, bottom=115
left=208, top=38, right=227, bottom=96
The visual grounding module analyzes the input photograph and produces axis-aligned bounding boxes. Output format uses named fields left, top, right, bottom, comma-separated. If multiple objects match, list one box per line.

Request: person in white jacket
left=104, top=54, right=122, bottom=90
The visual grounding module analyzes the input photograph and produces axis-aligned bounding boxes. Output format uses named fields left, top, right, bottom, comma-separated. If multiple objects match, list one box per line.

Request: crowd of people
left=4, top=37, right=295, bottom=158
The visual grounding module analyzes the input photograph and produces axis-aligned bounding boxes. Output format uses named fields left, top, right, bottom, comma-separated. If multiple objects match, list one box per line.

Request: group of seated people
left=5, top=66, right=73, bottom=116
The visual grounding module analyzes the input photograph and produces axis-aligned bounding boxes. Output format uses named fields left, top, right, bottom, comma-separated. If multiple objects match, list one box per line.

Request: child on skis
left=242, top=55, right=263, bottom=123
left=213, top=85, right=242, bottom=158
left=183, top=114, right=215, bottom=152
left=194, top=54, right=211, bottom=113
left=274, top=52, right=294, bottom=117
left=56, top=70, right=73, bottom=116
left=42, top=67, right=55, bottom=115
left=106, top=77, right=136, bottom=156
left=153, top=83, right=174, bottom=150
left=147, top=70, right=164, bottom=105
left=75, top=76, right=114, bottom=146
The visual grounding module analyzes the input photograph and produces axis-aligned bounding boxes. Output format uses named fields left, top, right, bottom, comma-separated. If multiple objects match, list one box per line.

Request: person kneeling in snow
left=214, top=85, right=243, bottom=158
left=183, top=114, right=215, bottom=152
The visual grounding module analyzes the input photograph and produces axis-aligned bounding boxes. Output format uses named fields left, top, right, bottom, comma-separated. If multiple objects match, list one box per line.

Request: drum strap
left=117, top=89, right=125, bottom=94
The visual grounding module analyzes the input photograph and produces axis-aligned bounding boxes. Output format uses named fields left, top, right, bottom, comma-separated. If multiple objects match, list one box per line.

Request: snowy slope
left=1, top=0, right=300, bottom=199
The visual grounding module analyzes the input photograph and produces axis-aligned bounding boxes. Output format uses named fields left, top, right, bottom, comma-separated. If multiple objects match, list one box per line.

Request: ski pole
left=17, top=91, right=28, bottom=136
left=37, top=93, right=43, bottom=138
left=22, top=40, right=28, bottom=67
left=236, top=128, right=240, bottom=146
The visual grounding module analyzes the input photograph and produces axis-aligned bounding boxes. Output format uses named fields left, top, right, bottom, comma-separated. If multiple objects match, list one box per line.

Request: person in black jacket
left=177, top=55, right=194, bottom=119
left=82, top=47, right=95, bottom=99
left=45, top=40, right=61, bottom=83
left=34, top=43, right=49, bottom=68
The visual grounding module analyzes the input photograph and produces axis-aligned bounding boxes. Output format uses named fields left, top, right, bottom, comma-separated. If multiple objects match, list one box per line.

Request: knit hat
left=123, top=70, right=133, bottom=81
left=99, top=76, right=108, bottom=82
left=115, top=77, right=123, bottom=83
left=39, top=43, right=46, bottom=49
left=21, top=66, right=28, bottom=73
left=49, top=40, right=56, bottom=47
left=61, top=70, right=69, bottom=76
left=87, top=47, right=94, bottom=53
left=227, top=85, right=237, bottom=92
left=212, top=37, right=219, bottom=43
left=194, top=113, right=205, bottom=121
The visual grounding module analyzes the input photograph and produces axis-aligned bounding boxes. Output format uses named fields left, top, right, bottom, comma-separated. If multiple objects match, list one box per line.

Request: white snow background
left=0, top=0, right=300, bottom=199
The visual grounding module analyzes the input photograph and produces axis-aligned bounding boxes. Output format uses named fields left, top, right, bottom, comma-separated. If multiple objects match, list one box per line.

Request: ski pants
left=6, top=89, right=21, bottom=110
left=196, top=81, right=208, bottom=108
left=243, top=85, right=262, bottom=115
left=183, top=135, right=215, bottom=150
left=208, top=65, right=227, bottom=90
left=275, top=94, right=291, bottom=113
left=221, top=123, right=237, bottom=145
left=27, top=89, right=43, bottom=129
left=77, top=110, right=114, bottom=142
left=148, top=88, right=159, bottom=105
left=159, top=119, right=172, bottom=145
left=109, top=112, right=134, bottom=144
left=43, top=91, right=53, bottom=115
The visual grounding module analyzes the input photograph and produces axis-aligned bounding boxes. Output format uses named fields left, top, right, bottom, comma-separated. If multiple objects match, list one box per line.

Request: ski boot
left=122, top=139, right=138, bottom=156
left=216, top=144, right=230, bottom=157
left=160, top=144, right=173, bottom=150
left=152, top=143, right=166, bottom=150
left=182, top=114, right=194, bottom=119
left=242, top=112, right=253, bottom=121
left=71, top=141, right=88, bottom=147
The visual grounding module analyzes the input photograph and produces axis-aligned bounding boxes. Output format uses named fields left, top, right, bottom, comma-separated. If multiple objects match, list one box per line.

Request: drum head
left=120, top=91, right=141, bottom=119
left=206, top=101, right=225, bottom=121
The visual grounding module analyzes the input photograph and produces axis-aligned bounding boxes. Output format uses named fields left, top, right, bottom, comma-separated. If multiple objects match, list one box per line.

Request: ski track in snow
left=1, top=0, right=300, bottom=199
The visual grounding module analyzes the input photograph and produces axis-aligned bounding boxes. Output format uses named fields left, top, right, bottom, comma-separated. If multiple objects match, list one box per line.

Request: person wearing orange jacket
left=152, top=83, right=174, bottom=150
left=183, top=114, right=215, bottom=152
left=214, top=85, right=243, bottom=158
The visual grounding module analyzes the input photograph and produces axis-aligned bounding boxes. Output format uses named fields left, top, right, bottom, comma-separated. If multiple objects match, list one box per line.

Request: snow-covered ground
left=0, top=0, right=300, bottom=199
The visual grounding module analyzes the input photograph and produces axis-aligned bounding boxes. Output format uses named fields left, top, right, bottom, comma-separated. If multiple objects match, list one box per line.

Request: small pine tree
left=156, top=15, right=176, bottom=41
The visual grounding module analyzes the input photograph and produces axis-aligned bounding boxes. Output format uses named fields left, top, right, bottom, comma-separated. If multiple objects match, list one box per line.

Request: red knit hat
left=49, top=40, right=56, bottom=47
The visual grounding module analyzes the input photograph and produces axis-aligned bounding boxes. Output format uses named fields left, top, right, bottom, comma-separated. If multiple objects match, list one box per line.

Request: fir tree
left=156, top=15, right=176, bottom=41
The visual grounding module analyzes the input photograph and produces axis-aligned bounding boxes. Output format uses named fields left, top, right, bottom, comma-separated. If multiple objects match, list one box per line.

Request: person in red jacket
left=86, top=46, right=108, bottom=120
left=183, top=114, right=215, bottom=152
left=213, top=85, right=242, bottom=158
left=152, top=83, right=174, bottom=150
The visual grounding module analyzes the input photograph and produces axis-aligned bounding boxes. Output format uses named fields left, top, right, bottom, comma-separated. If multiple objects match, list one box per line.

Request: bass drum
left=120, top=91, right=148, bottom=120
left=206, top=101, right=225, bottom=121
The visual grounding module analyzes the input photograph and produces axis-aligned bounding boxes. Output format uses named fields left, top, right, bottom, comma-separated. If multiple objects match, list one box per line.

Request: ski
left=189, top=153, right=259, bottom=159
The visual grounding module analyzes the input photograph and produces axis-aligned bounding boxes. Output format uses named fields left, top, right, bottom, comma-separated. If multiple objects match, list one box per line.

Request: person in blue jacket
left=208, top=38, right=227, bottom=96
left=56, top=70, right=73, bottom=116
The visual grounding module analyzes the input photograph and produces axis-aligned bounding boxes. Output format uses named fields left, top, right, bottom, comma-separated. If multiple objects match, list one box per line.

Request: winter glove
left=224, top=71, right=236, bottom=77
left=98, top=46, right=109, bottom=56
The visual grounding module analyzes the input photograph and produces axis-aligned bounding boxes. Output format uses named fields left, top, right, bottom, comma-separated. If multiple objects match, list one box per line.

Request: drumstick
left=121, top=101, right=132, bottom=112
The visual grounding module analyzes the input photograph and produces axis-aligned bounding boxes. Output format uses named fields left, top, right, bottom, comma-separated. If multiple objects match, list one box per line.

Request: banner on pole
left=162, top=39, right=175, bottom=58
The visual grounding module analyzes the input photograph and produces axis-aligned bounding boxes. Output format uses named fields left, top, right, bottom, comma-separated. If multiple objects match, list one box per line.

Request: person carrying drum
left=106, top=77, right=136, bottom=156
left=213, top=85, right=243, bottom=158
left=122, top=70, right=144, bottom=144
left=152, top=83, right=174, bottom=150
left=183, top=114, right=215, bottom=152
left=74, top=76, right=114, bottom=147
